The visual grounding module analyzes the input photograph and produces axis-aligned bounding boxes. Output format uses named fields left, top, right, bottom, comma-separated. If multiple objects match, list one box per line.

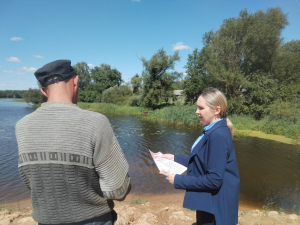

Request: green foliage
left=279, top=208, right=285, bottom=214
left=22, top=88, right=47, bottom=104
left=183, top=7, right=299, bottom=119
left=127, top=95, right=141, bottom=106
left=140, top=48, right=181, bottom=109
left=262, top=202, right=274, bottom=214
left=91, top=64, right=122, bottom=92
left=101, top=85, right=133, bottom=105
left=292, top=205, right=300, bottom=215
left=145, top=105, right=202, bottom=127
left=172, top=79, right=184, bottom=90
left=73, top=62, right=91, bottom=90
left=131, top=74, right=142, bottom=93
left=0, top=90, right=25, bottom=98
left=78, top=90, right=101, bottom=103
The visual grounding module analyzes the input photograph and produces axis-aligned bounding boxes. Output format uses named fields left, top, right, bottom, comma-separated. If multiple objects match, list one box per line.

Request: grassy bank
left=75, top=103, right=299, bottom=143
left=14, top=99, right=26, bottom=102
left=145, top=106, right=299, bottom=141
left=78, top=102, right=150, bottom=115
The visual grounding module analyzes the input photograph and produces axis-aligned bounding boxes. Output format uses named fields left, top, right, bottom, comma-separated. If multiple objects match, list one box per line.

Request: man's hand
left=160, top=170, right=175, bottom=185
left=160, top=154, right=174, bottom=161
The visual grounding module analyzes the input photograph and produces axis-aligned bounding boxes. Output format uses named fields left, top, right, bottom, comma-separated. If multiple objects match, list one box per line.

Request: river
left=0, top=98, right=300, bottom=212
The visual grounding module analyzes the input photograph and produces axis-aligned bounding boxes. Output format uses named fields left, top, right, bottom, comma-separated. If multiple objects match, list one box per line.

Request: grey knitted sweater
left=16, top=101, right=130, bottom=224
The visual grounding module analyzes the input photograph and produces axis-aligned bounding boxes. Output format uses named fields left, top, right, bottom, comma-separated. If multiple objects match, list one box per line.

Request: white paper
left=149, top=150, right=187, bottom=174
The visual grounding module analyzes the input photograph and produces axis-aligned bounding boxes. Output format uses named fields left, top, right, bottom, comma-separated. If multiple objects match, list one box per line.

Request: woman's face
left=195, top=96, right=218, bottom=125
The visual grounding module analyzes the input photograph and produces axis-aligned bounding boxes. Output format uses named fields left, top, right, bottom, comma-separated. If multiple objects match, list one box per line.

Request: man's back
left=16, top=101, right=130, bottom=224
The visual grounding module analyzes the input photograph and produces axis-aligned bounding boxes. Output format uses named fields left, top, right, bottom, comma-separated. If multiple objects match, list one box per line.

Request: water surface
left=0, top=99, right=299, bottom=212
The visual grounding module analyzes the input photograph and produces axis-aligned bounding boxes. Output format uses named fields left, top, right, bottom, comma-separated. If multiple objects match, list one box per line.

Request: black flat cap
left=34, top=60, right=77, bottom=87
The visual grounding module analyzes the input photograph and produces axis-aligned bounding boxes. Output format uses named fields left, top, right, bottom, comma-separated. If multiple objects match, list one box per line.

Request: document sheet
left=149, top=150, right=187, bottom=174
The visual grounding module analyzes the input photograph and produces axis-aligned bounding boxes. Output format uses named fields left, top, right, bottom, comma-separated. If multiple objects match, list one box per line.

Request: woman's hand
left=160, top=170, right=175, bottom=185
left=160, top=154, right=174, bottom=161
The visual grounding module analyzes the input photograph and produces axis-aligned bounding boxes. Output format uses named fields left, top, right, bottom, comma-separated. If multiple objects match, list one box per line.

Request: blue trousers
left=38, top=210, right=117, bottom=225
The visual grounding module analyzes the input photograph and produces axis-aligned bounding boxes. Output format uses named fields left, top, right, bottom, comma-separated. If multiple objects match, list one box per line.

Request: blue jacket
left=174, top=120, right=240, bottom=225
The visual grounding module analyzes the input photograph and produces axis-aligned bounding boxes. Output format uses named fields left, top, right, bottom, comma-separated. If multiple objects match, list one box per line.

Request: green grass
left=262, top=202, right=274, bottom=214
left=0, top=206, right=16, bottom=211
left=130, top=197, right=148, bottom=204
left=230, top=114, right=300, bottom=141
left=14, top=99, right=26, bottom=102
left=78, top=102, right=150, bottom=115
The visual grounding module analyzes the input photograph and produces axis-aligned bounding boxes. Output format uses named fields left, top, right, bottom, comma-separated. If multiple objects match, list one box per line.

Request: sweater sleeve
left=174, top=132, right=228, bottom=191
left=93, top=116, right=131, bottom=200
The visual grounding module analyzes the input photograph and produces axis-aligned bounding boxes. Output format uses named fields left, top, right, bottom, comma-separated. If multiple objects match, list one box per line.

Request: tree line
left=0, top=90, right=25, bottom=98
left=3, top=7, right=299, bottom=122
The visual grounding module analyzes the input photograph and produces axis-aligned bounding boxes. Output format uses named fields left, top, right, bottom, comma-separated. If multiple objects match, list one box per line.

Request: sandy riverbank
left=1, top=193, right=299, bottom=225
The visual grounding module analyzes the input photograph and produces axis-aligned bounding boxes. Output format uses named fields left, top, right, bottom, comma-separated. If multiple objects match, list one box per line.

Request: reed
left=231, top=114, right=300, bottom=140
left=144, top=105, right=202, bottom=127
left=144, top=106, right=299, bottom=141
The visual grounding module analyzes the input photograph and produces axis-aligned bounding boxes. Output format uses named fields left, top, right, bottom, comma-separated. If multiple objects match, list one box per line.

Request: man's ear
left=73, top=75, right=79, bottom=88
left=40, top=87, right=48, bottom=98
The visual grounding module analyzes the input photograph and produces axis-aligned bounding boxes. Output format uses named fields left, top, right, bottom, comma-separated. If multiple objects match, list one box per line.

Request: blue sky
left=1, top=0, right=300, bottom=90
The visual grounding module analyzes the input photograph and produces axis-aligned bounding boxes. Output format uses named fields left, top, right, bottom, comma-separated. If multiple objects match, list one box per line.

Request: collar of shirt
left=203, top=118, right=223, bottom=132
left=191, top=118, right=223, bottom=152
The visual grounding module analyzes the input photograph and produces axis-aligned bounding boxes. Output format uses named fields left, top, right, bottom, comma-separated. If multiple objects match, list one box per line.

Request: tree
left=78, top=90, right=101, bottom=103
left=90, top=64, right=122, bottom=93
left=183, top=48, right=211, bottom=104
left=73, top=62, right=91, bottom=90
left=22, top=89, right=47, bottom=104
left=273, top=40, right=300, bottom=102
left=183, top=7, right=289, bottom=118
left=140, top=48, right=181, bottom=109
left=131, top=74, right=142, bottom=93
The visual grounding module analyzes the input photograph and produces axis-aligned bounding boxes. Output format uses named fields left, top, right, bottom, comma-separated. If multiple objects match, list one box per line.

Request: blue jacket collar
left=190, top=120, right=228, bottom=158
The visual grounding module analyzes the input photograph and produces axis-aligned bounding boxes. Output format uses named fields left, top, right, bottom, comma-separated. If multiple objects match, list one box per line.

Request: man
left=16, top=60, right=131, bottom=225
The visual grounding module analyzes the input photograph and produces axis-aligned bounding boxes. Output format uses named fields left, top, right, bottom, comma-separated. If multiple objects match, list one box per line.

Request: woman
left=161, top=88, right=240, bottom=225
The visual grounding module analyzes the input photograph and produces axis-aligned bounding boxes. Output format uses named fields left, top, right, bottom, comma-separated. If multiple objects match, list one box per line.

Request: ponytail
left=225, top=117, right=234, bottom=138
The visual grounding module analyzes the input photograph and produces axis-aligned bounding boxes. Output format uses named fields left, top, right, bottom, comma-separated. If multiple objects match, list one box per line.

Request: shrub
left=102, top=85, right=132, bottom=105
left=78, top=90, right=101, bottom=103
left=127, top=95, right=141, bottom=106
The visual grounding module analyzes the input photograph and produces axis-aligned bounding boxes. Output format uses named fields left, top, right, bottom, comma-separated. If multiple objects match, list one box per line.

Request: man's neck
left=47, top=96, right=74, bottom=104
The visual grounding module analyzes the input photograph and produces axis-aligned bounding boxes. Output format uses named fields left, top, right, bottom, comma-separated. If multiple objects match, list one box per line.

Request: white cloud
left=10, top=37, right=23, bottom=41
left=34, top=55, right=44, bottom=58
left=172, top=42, right=191, bottom=51
left=19, top=67, right=37, bottom=72
left=6, top=57, right=21, bottom=62
left=132, top=0, right=140, bottom=2
left=88, top=63, right=96, bottom=68
left=3, top=70, right=26, bottom=75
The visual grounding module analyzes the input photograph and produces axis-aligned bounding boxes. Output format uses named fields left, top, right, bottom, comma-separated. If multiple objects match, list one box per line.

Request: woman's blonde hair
left=201, top=88, right=234, bottom=137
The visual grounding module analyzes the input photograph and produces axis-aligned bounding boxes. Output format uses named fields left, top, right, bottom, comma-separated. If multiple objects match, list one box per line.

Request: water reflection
left=236, top=136, right=300, bottom=210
